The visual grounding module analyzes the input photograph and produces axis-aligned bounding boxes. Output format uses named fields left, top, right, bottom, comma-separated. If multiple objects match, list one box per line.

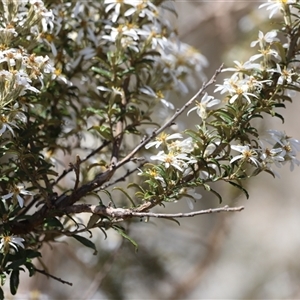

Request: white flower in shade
left=145, top=132, right=182, bottom=149
left=257, top=141, right=284, bottom=177
left=139, top=86, right=174, bottom=109
left=266, top=130, right=300, bottom=155
left=2, top=184, right=33, bottom=208
left=282, top=154, right=300, bottom=171
left=0, top=115, right=18, bottom=136
left=230, top=145, right=260, bottom=167
left=265, top=130, right=300, bottom=171
left=268, top=64, right=295, bottom=85
left=178, top=187, right=202, bottom=210
left=187, top=93, right=220, bottom=120
left=0, top=235, right=25, bottom=253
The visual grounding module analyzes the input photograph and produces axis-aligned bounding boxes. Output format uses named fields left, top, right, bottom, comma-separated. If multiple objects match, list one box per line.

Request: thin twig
left=100, top=162, right=146, bottom=190
left=34, top=267, right=73, bottom=286
left=52, top=140, right=110, bottom=186
left=62, top=204, right=244, bottom=220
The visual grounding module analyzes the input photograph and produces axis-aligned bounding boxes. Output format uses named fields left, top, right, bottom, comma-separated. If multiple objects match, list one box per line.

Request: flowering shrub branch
left=0, top=0, right=300, bottom=297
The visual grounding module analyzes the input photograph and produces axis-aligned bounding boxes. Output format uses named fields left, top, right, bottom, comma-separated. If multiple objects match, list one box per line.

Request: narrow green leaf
left=97, top=226, right=108, bottom=240
left=164, top=217, right=181, bottom=226
left=209, top=188, right=223, bottom=204
left=91, top=67, right=112, bottom=79
left=113, top=226, right=138, bottom=251
left=228, top=181, right=249, bottom=199
left=100, top=190, right=116, bottom=207
left=113, top=187, right=137, bottom=207
left=72, top=235, right=97, bottom=255
left=128, top=183, right=146, bottom=194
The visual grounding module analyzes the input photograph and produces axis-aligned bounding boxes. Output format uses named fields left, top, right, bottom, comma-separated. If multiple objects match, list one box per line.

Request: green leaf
left=113, top=187, right=137, bottom=207
left=0, top=274, right=6, bottom=286
left=25, top=249, right=42, bottom=260
left=113, top=226, right=138, bottom=251
left=89, top=125, right=112, bottom=140
left=44, top=217, right=64, bottom=230
left=165, top=217, right=181, bottom=226
left=24, top=262, right=36, bottom=277
left=72, top=235, right=97, bottom=255
left=10, top=269, right=19, bottom=295
left=100, top=190, right=116, bottom=207
left=209, top=188, right=223, bottom=204
left=228, top=181, right=249, bottom=199
left=128, top=183, right=146, bottom=194
left=97, top=226, right=108, bottom=240
left=117, top=67, right=135, bottom=77
left=6, top=258, right=27, bottom=270
left=87, top=214, right=101, bottom=229
left=91, top=67, right=112, bottom=79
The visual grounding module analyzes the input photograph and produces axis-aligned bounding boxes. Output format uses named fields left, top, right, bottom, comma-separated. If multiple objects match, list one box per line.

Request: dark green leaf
left=6, top=258, right=27, bottom=270
left=72, top=235, right=97, bottom=255
left=25, top=249, right=42, bottom=259
left=24, top=262, right=36, bottom=277
left=228, top=181, right=249, bottom=199
left=10, top=269, right=19, bottom=295
left=209, top=188, right=223, bottom=204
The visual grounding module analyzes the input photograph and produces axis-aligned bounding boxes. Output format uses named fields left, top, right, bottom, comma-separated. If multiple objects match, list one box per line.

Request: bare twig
left=34, top=267, right=73, bottom=286
left=100, top=162, right=146, bottom=190
left=62, top=204, right=244, bottom=220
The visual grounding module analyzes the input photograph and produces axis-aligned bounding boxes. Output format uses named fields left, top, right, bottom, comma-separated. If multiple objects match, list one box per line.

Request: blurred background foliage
left=9, top=2, right=300, bottom=299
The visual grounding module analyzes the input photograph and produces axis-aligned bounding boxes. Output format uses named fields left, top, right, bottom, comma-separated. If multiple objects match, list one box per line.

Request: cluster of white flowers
left=96, top=0, right=208, bottom=102
left=0, top=1, right=67, bottom=138
left=147, top=132, right=196, bottom=172
left=140, top=0, right=300, bottom=210
left=230, top=130, right=300, bottom=175
left=0, top=1, right=57, bottom=212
